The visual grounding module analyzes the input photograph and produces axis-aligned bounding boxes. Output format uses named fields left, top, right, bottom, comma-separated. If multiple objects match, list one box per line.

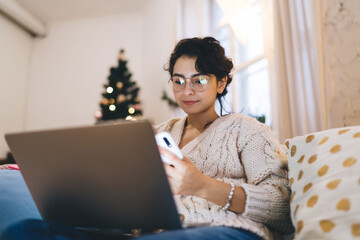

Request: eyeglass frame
left=168, top=74, right=212, bottom=92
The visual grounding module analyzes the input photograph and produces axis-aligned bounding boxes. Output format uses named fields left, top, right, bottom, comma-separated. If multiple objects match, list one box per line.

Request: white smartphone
left=155, top=132, right=183, bottom=165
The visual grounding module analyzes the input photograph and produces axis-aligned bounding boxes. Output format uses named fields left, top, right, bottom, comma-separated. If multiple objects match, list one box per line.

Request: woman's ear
left=217, top=77, right=227, bottom=94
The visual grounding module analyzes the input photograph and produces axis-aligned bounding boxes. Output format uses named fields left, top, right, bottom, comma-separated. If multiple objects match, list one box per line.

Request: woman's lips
left=183, top=101, right=198, bottom=106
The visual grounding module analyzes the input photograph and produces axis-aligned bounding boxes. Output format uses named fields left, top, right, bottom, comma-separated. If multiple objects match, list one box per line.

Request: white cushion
left=286, top=126, right=360, bottom=239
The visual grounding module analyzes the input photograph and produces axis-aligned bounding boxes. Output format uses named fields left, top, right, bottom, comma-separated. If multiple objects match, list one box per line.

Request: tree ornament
left=116, top=82, right=123, bottom=90
left=117, top=94, right=126, bottom=103
left=100, top=98, right=109, bottom=105
left=134, top=103, right=141, bottom=111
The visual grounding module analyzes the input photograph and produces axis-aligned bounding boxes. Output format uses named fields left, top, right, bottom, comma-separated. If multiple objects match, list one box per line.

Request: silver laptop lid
left=5, top=120, right=182, bottom=230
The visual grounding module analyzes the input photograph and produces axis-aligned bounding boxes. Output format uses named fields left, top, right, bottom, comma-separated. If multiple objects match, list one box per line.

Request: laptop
left=5, top=120, right=182, bottom=232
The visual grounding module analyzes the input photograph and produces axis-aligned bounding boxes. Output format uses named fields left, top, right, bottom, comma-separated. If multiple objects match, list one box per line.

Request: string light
left=126, top=116, right=133, bottom=120
left=128, top=107, right=135, bottom=114
left=109, top=104, right=116, bottom=111
left=94, top=110, right=102, bottom=118
left=106, top=87, right=114, bottom=93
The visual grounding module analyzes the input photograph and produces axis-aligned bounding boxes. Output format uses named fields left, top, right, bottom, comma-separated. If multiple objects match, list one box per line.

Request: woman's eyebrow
left=172, top=73, right=206, bottom=77
left=172, top=73, right=185, bottom=77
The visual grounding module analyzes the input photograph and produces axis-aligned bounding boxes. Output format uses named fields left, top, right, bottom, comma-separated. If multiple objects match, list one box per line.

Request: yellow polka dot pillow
left=286, top=126, right=360, bottom=239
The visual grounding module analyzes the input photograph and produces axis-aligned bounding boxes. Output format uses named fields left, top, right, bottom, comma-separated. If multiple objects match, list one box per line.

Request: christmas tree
left=95, top=49, right=142, bottom=121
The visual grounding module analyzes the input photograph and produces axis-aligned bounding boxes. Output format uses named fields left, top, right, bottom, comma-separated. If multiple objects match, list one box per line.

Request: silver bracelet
left=221, top=182, right=235, bottom=211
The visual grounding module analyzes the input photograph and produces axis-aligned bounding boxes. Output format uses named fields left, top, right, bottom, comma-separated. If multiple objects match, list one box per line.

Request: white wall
left=142, top=0, right=181, bottom=125
left=25, top=0, right=180, bottom=131
left=0, top=0, right=183, bottom=158
left=0, top=14, right=33, bottom=158
left=26, top=14, right=145, bottom=130
left=323, top=0, right=360, bottom=128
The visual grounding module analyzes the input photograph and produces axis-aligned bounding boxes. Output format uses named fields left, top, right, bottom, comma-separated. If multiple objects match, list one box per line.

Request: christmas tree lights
left=96, top=49, right=142, bottom=121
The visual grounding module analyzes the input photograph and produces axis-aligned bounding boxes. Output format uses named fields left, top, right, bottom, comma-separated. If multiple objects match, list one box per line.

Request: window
left=213, top=0, right=271, bottom=125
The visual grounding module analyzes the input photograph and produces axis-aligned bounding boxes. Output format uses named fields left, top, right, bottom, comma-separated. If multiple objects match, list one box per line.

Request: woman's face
left=172, top=56, right=225, bottom=116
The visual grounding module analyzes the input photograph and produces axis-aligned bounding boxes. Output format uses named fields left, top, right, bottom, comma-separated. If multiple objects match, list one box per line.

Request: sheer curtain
left=270, top=0, right=328, bottom=142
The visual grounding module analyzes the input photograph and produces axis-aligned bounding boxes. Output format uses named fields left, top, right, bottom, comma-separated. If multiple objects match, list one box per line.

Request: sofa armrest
left=0, top=170, right=41, bottom=234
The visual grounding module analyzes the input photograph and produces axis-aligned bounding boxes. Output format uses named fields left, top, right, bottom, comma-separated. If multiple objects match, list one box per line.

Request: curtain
left=270, top=0, right=328, bottom=142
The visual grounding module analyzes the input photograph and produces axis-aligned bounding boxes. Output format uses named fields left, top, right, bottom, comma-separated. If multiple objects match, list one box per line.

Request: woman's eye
left=197, top=76, right=208, bottom=85
left=174, top=78, right=185, bottom=85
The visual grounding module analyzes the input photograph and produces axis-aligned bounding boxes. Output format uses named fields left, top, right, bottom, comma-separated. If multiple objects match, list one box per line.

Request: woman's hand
left=158, top=146, right=247, bottom=213
left=158, top=146, right=208, bottom=196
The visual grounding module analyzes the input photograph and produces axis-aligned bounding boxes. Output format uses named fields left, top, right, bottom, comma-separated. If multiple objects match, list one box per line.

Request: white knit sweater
left=154, top=113, right=294, bottom=240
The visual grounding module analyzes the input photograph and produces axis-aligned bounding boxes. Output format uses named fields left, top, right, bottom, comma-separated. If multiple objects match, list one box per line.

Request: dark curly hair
left=165, top=37, right=233, bottom=116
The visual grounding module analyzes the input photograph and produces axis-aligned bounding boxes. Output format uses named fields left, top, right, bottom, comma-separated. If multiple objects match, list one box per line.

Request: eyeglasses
left=169, top=75, right=211, bottom=92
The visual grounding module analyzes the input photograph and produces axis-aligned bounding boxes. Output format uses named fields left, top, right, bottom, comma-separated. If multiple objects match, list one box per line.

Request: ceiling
left=16, top=0, right=149, bottom=23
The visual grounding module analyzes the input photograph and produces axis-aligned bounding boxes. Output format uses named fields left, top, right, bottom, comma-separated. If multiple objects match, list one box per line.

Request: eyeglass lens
left=170, top=76, right=209, bottom=92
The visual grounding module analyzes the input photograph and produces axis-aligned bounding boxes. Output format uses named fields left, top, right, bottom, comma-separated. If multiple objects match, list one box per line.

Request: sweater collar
left=177, top=114, right=233, bottom=155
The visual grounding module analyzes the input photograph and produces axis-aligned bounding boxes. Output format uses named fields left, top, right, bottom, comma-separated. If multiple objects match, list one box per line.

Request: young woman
left=140, top=37, right=294, bottom=240
left=2, top=37, right=293, bottom=240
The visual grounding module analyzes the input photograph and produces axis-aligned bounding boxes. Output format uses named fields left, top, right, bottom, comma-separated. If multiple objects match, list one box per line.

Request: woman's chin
left=180, top=106, right=200, bottom=115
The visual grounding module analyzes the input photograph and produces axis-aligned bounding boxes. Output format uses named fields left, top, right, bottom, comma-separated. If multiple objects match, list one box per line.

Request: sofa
left=0, top=170, right=41, bottom=234
left=0, top=125, right=359, bottom=239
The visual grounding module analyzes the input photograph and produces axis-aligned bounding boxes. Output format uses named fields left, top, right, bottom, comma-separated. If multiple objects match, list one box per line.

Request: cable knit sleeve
left=239, top=126, right=294, bottom=234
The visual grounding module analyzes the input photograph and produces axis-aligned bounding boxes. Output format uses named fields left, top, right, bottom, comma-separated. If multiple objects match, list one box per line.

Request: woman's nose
left=183, top=79, right=195, bottom=96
